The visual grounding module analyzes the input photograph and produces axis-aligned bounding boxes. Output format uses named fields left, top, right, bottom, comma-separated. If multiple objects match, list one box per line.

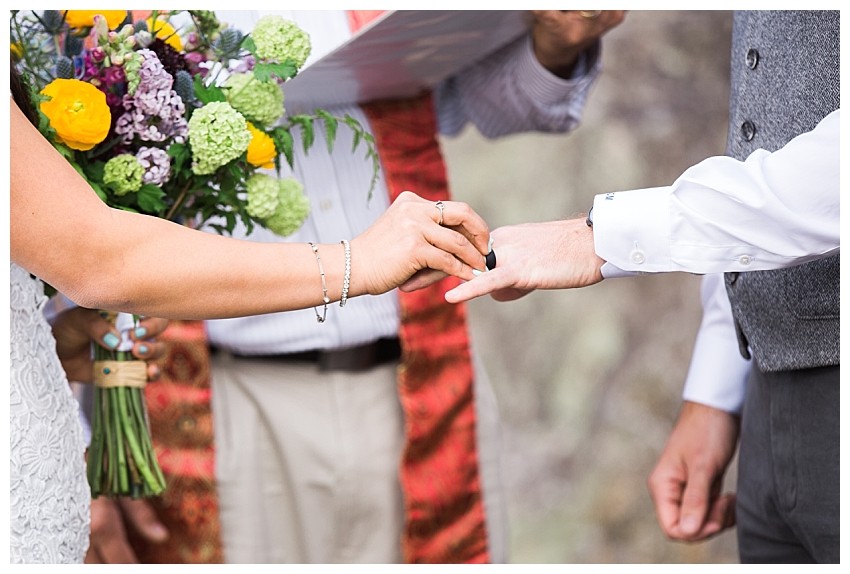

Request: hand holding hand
left=352, top=191, right=490, bottom=294
left=85, top=497, right=168, bottom=563
left=530, top=10, right=626, bottom=78
left=52, top=308, right=169, bottom=382
left=443, top=217, right=604, bottom=304
left=647, top=401, right=740, bottom=542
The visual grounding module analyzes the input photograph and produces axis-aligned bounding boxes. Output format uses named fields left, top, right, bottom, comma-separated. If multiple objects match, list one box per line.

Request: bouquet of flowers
left=11, top=9, right=379, bottom=498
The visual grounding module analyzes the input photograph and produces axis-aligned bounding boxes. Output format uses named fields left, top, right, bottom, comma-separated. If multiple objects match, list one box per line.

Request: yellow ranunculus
left=40, top=79, right=111, bottom=151
left=63, top=10, right=128, bottom=30
left=147, top=17, right=183, bottom=51
left=246, top=122, right=276, bottom=169
left=10, top=42, right=23, bottom=61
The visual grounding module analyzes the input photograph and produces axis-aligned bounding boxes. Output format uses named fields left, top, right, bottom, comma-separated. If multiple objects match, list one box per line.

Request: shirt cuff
left=599, top=262, right=641, bottom=279
left=516, top=36, right=601, bottom=106
left=592, top=187, right=674, bottom=272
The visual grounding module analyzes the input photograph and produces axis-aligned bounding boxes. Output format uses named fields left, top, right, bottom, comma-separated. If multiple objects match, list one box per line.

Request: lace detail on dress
left=9, top=263, right=90, bottom=563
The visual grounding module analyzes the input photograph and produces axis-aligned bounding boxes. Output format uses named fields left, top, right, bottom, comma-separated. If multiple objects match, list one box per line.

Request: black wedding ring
left=485, top=249, right=497, bottom=271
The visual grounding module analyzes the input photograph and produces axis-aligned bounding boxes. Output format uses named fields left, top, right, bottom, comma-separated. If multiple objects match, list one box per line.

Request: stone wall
left=440, top=10, right=739, bottom=563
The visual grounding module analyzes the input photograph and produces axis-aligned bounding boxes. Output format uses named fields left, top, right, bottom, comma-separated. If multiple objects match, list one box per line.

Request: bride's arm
left=11, top=99, right=489, bottom=319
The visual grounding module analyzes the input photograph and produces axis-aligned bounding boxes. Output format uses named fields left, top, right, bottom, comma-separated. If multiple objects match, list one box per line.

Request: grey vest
left=724, top=11, right=839, bottom=372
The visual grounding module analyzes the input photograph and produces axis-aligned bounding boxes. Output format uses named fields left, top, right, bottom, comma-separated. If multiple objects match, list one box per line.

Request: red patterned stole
left=132, top=320, right=223, bottom=563
left=350, top=11, right=490, bottom=564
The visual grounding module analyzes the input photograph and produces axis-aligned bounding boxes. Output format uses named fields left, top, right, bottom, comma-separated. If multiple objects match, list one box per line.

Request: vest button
left=740, top=120, right=756, bottom=141
left=745, top=48, right=759, bottom=69
left=727, top=272, right=739, bottom=285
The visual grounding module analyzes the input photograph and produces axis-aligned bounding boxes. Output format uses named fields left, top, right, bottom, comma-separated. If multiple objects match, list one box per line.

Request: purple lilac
left=115, top=50, right=188, bottom=145
left=135, top=146, right=172, bottom=186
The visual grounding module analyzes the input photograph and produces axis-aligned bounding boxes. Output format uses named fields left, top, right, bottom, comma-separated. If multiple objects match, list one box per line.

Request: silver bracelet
left=308, top=242, right=329, bottom=323
left=340, top=239, right=351, bottom=307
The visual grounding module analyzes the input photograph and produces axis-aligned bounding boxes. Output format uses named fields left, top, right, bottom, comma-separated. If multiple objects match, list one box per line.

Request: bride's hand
left=351, top=191, right=490, bottom=295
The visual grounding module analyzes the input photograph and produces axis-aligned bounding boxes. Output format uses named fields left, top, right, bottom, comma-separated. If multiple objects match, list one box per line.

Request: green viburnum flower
left=187, top=102, right=251, bottom=175
left=224, top=73, right=284, bottom=128
left=264, top=178, right=310, bottom=237
left=251, top=15, right=311, bottom=68
left=245, top=173, right=280, bottom=219
left=103, top=154, right=144, bottom=196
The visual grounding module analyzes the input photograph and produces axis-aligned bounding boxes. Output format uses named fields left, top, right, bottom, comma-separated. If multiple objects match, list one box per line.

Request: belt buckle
left=318, top=344, right=378, bottom=373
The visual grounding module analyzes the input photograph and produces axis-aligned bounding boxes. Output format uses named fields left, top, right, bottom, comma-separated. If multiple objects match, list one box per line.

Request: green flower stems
left=87, top=336, right=166, bottom=499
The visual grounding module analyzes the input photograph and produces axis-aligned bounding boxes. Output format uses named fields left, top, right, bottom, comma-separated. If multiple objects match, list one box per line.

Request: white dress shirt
left=593, top=109, right=839, bottom=275
left=681, top=274, right=752, bottom=413
left=207, top=10, right=601, bottom=354
left=592, top=109, right=839, bottom=413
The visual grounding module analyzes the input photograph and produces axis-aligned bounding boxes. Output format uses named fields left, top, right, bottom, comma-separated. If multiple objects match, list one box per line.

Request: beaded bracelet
left=340, top=239, right=351, bottom=307
left=308, top=242, right=329, bottom=323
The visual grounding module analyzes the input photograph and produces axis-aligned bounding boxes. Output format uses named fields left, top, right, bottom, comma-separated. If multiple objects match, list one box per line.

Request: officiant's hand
left=52, top=308, right=169, bottom=383
left=530, top=10, right=626, bottom=78
left=85, top=497, right=168, bottom=563
left=443, top=218, right=604, bottom=303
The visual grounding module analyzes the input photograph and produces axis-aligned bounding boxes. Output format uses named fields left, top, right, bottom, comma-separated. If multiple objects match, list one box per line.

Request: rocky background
left=439, top=11, right=739, bottom=563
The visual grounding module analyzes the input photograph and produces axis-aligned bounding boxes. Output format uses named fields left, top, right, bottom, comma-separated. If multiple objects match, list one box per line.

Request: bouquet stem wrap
left=87, top=311, right=166, bottom=498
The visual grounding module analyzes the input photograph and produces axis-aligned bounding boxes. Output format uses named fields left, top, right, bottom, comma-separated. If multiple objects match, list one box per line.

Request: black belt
left=212, top=337, right=402, bottom=373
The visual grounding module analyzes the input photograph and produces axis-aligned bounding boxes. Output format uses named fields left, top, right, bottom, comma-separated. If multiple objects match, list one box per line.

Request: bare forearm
left=12, top=100, right=489, bottom=317
left=88, top=216, right=354, bottom=319
left=11, top=101, right=348, bottom=317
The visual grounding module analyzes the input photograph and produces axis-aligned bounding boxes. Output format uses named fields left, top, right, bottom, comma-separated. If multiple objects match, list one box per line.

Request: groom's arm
left=444, top=109, right=839, bottom=303
left=648, top=274, right=747, bottom=541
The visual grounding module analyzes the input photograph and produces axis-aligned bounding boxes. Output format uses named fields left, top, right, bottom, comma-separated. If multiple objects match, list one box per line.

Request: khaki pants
left=211, top=351, right=506, bottom=564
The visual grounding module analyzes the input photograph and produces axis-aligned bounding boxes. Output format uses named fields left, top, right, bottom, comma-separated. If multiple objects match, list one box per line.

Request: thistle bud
left=175, top=70, right=196, bottom=106
left=135, top=30, right=153, bottom=48
left=42, top=10, right=65, bottom=34
left=215, top=28, right=244, bottom=60
left=54, top=56, right=75, bottom=79
left=64, top=34, right=84, bottom=58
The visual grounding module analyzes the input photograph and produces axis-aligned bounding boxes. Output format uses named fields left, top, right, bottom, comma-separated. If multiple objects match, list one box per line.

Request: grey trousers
left=736, top=364, right=839, bottom=563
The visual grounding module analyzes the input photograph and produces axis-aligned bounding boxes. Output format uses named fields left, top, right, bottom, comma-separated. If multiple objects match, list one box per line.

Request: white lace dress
left=9, top=263, right=90, bottom=563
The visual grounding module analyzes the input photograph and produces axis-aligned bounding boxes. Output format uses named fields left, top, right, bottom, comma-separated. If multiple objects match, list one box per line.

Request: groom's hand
left=647, top=401, right=739, bottom=542
left=444, top=218, right=604, bottom=303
